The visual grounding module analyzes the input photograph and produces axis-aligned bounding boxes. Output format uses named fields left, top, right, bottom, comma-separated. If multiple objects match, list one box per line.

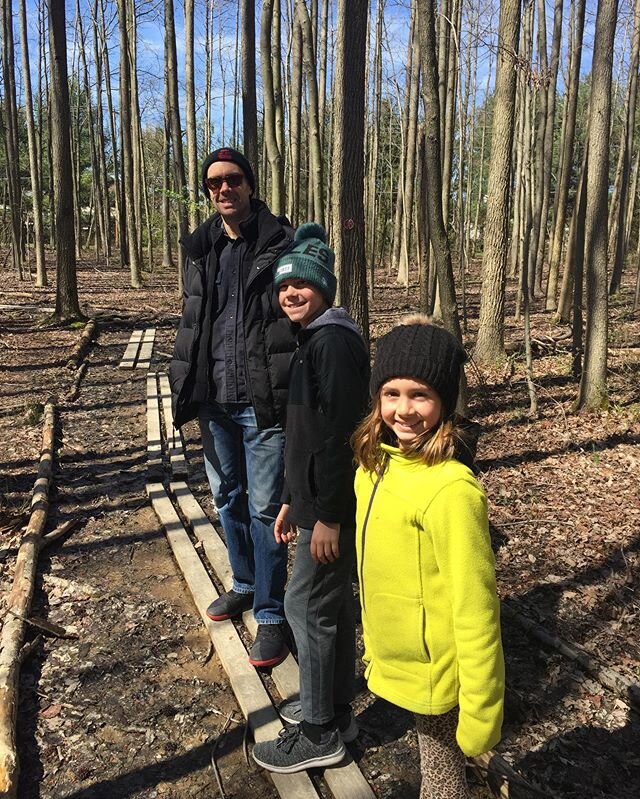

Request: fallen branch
left=66, top=362, right=88, bottom=402
left=0, top=403, right=55, bottom=798
left=503, top=600, right=640, bottom=710
left=40, top=519, right=80, bottom=550
left=5, top=610, right=78, bottom=640
left=67, top=319, right=98, bottom=369
left=18, top=636, right=42, bottom=665
left=473, top=750, right=547, bottom=797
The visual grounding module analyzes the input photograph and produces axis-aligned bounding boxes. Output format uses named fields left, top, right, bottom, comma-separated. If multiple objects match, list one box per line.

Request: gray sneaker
left=252, top=725, right=346, bottom=773
left=278, top=699, right=359, bottom=743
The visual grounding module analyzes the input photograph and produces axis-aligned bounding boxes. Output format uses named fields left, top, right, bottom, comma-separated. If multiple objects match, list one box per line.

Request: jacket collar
left=180, top=199, right=292, bottom=260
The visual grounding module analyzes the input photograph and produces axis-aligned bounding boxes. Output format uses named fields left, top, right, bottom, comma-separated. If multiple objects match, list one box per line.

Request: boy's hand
left=310, top=520, right=340, bottom=563
left=274, top=504, right=297, bottom=544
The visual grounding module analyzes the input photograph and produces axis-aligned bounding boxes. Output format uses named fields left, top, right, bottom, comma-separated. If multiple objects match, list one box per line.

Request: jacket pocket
left=368, top=593, right=431, bottom=665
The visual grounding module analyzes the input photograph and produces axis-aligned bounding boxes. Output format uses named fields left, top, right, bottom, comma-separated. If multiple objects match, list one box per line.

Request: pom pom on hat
left=274, top=222, right=337, bottom=304
left=294, top=222, right=327, bottom=243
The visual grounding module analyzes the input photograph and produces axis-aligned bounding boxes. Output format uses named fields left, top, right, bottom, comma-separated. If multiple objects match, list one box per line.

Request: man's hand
left=310, top=520, right=341, bottom=564
left=274, top=504, right=297, bottom=544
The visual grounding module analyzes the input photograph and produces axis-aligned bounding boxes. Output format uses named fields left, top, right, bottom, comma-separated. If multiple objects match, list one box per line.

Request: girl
left=352, top=316, right=504, bottom=799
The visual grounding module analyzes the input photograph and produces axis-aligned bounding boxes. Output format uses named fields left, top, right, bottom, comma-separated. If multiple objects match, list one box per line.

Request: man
left=169, top=147, right=295, bottom=668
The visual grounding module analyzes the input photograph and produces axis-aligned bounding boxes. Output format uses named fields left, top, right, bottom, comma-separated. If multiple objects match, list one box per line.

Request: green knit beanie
left=273, top=223, right=337, bottom=304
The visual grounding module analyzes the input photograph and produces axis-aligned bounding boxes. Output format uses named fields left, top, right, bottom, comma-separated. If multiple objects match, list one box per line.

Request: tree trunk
left=91, top=0, right=112, bottom=261
left=116, top=0, right=143, bottom=287
left=576, top=0, right=618, bottom=410
left=184, top=0, right=199, bottom=229
left=296, top=0, right=324, bottom=224
left=19, top=0, right=46, bottom=285
left=331, top=0, right=369, bottom=338
left=474, top=0, right=521, bottom=365
left=261, top=0, right=285, bottom=213
left=534, top=0, right=563, bottom=298
left=99, top=0, right=126, bottom=266
left=165, top=0, right=188, bottom=291
left=49, top=0, right=82, bottom=320
left=287, top=5, right=303, bottom=225
left=1, top=0, right=24, bottom=279
left=241, top=0, right=259, bottom=185
left=397, top=0, right=420, bottom=287
left=546, top=0, right=586, bottom=310
left=608, top=0, right=640, bottom=294
left=416, top=0, right=463, bottom=344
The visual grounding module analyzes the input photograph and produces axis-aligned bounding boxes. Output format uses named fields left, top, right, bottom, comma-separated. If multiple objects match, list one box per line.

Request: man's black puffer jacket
left=169, top=199, right=296, bottom=430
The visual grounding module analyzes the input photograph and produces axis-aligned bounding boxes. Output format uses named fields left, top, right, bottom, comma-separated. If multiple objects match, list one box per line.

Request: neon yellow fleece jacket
left=355, top=444, right=505, bottom=757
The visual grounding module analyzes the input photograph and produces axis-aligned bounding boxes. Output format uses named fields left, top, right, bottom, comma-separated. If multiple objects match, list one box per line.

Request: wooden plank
left=169, top=482, right=375, bottom=799
left=136, top=327, right=156, bottom=370
left=119, top=329, right=143, bottom=368
left=146, top=374, right=163, bottom=477
left=146, top=483, right=319, bottom=799
left=157, top=373, right=187, bottom=478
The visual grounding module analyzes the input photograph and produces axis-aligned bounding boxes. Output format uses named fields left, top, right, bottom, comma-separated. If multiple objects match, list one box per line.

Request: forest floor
left=1, top=256, right=639, bottom=799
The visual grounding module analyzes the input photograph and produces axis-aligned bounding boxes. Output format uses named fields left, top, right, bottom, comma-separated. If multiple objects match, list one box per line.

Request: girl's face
left=380, top=377, right=443, bottom=451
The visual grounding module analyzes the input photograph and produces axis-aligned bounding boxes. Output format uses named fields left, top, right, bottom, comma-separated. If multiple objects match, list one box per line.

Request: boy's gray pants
left=284, top=525, right=356, bottom=725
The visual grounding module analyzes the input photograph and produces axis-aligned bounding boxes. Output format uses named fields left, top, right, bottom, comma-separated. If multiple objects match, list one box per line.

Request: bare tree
left=116, top=0, right=143, bottom=287
left=546, top=0, right=586, bottom=310
left=49, top=0, right=82, bottom=320
left=474, top=0, right=521, bottom=366
left=19, top=0, right=46, bottom=285
left=608, top=0, right=640, bottom=294
left=261, top=0, right=285, bottom=213
left=1, top=0, right=23, bottom=278
left=296, top=0, right=324, bottom=224
left=416, top=0, right=463, bottom=343
left=331, top=0, right=369, bottom=336
left=165, top=0, right=188, bottom=291
left=241, top=0, right=259, bottom=182
left=576, top=0, right=619, bottom=410
left=185, top=0, right=199, bottom=229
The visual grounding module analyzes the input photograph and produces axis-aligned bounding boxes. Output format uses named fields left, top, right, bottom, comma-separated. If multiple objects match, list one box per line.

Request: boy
left=252, top=223, right=370, bottom=773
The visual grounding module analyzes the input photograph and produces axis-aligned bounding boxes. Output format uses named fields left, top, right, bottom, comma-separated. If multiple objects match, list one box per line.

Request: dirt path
left=1, top=261, right=639, bottom=799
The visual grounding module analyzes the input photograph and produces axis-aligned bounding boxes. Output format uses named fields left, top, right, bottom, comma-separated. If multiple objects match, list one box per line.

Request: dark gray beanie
left=273, top=223, right=337, bottom=304
left=201, top=147, right=256, bottom=195
left=370, top=322, right=468, bottom=416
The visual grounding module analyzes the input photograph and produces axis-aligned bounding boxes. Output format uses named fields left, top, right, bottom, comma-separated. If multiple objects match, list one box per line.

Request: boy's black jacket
left=283, top=307, right=370, bottom=529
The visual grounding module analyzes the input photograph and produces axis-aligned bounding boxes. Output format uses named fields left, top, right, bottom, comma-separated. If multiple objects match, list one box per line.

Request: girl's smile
left=380, top=377, right=443, bottom=450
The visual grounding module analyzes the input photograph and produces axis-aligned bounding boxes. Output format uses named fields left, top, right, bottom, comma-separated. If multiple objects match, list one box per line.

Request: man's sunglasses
left=205, top=173, right=245, bottom=191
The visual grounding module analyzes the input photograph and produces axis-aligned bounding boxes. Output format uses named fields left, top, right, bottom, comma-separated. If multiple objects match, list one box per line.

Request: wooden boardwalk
left=119, top=328, right=155, bottom=368
left=145, top=376, right=375, bottom=799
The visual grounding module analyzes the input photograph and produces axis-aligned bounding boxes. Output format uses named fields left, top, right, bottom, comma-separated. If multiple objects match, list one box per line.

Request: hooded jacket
left=355, top=446, right=505, bottom=757
left=169, top=200, right=296, bottom=429
left=283, top=307, right=370, bottom=529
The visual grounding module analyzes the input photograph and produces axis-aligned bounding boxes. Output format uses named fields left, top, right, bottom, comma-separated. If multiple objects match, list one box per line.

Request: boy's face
left=278, top=279, right=329, bottom=327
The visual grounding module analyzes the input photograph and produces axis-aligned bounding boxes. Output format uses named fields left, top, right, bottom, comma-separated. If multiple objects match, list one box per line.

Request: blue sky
left=10, top=0, right=631, bottom=141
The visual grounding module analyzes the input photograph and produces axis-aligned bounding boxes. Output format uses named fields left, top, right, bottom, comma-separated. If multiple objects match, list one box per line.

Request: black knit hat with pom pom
left=370, top=321, right=468, bottom=416
left=273, top=222, right=337, bottom=304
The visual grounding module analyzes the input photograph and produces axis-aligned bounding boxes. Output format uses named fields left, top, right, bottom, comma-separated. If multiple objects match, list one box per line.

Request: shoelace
left=276, top=725, right=302, bottom=753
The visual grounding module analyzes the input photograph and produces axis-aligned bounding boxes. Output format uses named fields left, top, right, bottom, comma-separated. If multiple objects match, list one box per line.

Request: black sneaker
left=206, top=589, right=253, bottom=621
left=248, top=623, right=288, bottom=668
left=252, top=725, right=345, bottom=773
left=278, top=699, right=359, bottom=743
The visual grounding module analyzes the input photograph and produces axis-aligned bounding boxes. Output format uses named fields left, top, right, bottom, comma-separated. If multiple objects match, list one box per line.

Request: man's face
left=206, top=160, right=252, bottom=223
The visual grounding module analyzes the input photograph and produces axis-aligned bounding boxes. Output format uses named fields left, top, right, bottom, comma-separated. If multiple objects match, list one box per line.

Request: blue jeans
left=199, top=402, right=287, bottom=624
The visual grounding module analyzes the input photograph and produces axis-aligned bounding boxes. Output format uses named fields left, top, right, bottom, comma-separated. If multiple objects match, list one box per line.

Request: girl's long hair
left=352, top=393, right=475, bottom=474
